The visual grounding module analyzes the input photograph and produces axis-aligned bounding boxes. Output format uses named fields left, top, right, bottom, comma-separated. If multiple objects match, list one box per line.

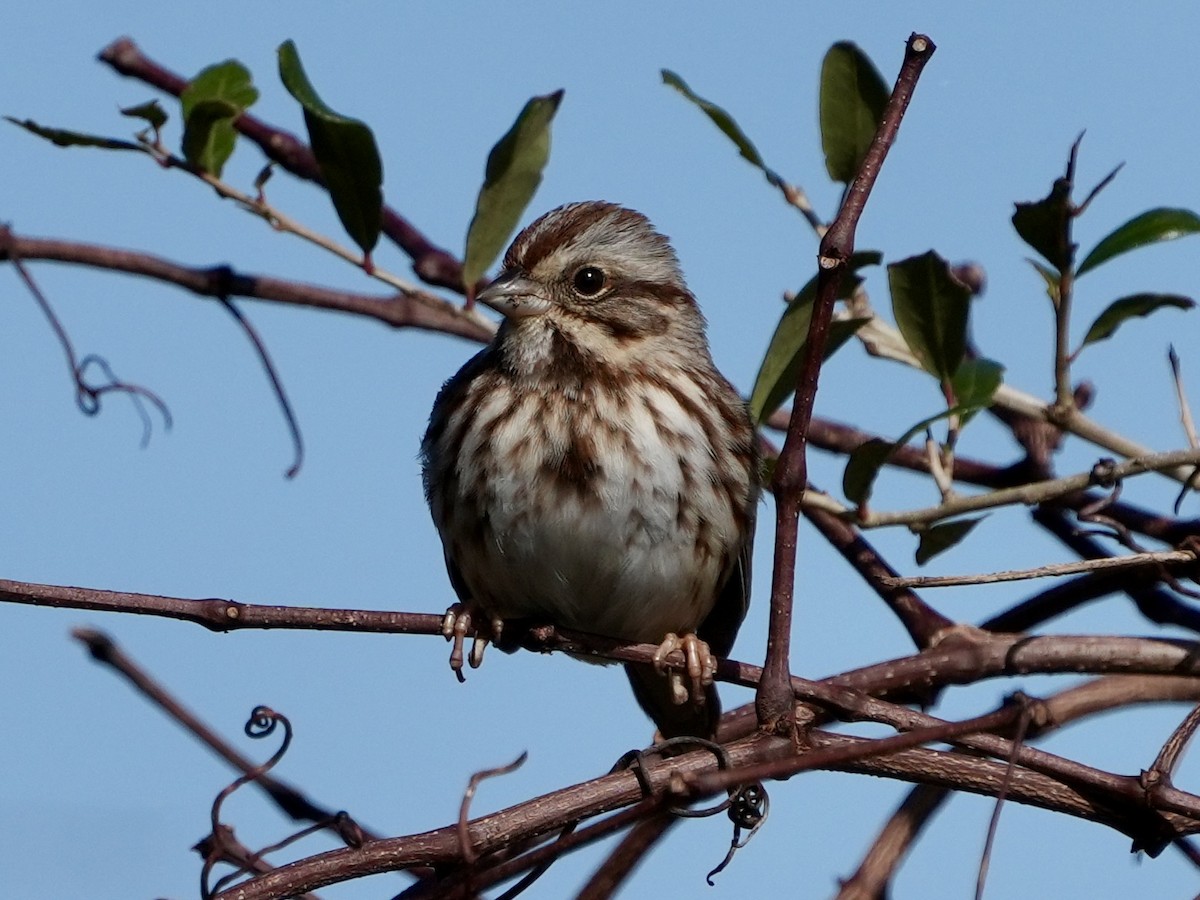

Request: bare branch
left=0, top=228, right=493, bottom=343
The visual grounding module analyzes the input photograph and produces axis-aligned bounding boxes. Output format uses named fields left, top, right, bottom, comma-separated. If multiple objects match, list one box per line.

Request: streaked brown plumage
left=421, top=201, right=758, bottom=738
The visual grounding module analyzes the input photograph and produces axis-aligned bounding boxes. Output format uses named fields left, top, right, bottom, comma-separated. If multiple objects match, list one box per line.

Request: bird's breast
left=438, top=374, right=746, bottom=643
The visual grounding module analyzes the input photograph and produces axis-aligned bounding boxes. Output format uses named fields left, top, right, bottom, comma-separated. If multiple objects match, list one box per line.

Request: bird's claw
left=442, top=603, right=501, bottom=680
left=653, top=632, right=716, bottom=707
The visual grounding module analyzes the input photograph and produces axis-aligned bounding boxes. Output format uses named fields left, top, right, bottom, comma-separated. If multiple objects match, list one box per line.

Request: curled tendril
left=655, top=737, right=733, bottom=818
left=245, top=705, right=286, bottom=740
left=458, top=750, right=529, bottom=866
left=706, top=782, right=770, bottom=885
left=75, top=353, right=173, bottom=448
left=728, top=781, right=769, bottom=832
left=200, top=707, right=294, bottom=899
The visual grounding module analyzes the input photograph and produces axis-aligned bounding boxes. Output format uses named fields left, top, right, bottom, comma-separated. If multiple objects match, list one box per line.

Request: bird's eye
left=572, top=266, right=606, bottom=297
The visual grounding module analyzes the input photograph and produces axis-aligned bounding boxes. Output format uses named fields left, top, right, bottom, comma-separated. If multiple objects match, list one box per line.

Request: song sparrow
left=421, top=201, right=758, bottom=739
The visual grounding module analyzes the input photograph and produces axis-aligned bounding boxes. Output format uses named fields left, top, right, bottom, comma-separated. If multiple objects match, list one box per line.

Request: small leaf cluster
left=8, top=43, right=563, bottom=286
left=1013, top=144, right=1198, bottom=358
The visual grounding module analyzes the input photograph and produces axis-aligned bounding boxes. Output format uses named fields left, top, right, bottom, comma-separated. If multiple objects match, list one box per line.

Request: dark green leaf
left=180, top=59, right=258, bottom=177
left=843, top=438, right=894, bottom=507
left=662, top=69, right=784, bottom=188
left=826, top=316, right=872, bottom=358
left=278, top=41, right=382, bottom=257
left=120, top=100, right=168, bottom=130
left=5, top=116, right=141, bottom=151
left=1077, top=208, right=1200, bottom=277
left=461, top=90, right=563, bottom=290
left=819, top=42, right=889, bottom=184
left=1080, top=293, right=1195, bottom=349
left=1012, top=177, right=1073, bottom=273
left=888, top=250, right=972, bottom=381
left=950, top=357, right=1004, bottom=426
left=749, top=251, right=881, bottom=426
left=916, top=516, right=986, bottom=565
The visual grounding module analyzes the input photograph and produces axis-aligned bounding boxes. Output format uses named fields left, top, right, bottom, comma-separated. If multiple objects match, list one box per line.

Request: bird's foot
left=652, top=632, right=716, bottom=706
left=442, top=603, right=503, bottom=682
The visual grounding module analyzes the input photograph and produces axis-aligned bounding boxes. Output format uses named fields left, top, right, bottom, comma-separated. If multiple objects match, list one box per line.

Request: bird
left=421, top=200, right=758, bottom=739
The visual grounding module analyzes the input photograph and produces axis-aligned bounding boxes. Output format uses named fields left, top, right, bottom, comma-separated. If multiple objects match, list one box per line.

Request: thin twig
left=980, top=567, right=1200, bottom=634
left=884, top=549, right=1197, bottom=590
left=458, top=752, right=529, bottom=865
left=796, top=414, right=1200, bottom=545
left=975, top=700, right=1034, bottom=900
left=194, top=826, right=324, bottom=900
left=849, top=448, right=1200, bottom=529
left=215, top=297, right=305, bottom=478
left=1168, top=346, right=1200, bottom=513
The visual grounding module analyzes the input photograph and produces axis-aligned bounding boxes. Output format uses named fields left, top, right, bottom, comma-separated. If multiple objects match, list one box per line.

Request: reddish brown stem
left=758, top=33, right=936, bottom=732
left=0, top=228, right=492, bottom=343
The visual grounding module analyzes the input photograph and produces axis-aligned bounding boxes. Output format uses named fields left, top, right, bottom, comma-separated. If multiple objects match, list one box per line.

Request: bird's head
left=478, top=201, right=709, bottom=375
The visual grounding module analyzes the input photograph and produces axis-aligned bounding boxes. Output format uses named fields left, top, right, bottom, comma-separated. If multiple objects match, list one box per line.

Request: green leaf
left=888, top=251, right=973, bottom=381
left=181, top=98, right=242, bottom=175
left=1077, top=208, right=1200, bottom=277
left=5, top=117, right=141, bottom=151
left=1025, top=257, right=1061, bottom=305
left=1012, top=176, right=1073, bottom=273
left=180, top=59, right=257, bottom=177
left=950, top=357, right=1004, bottom=427
left=950, top=358, right=1004, bottom=413
left=661, top=69, right=784, bottom=188
left=1080, top=293, right=1195, bottom=349
left=843, top=437, right=895, bottom=507
left=461, top=90, right=563, bottom=290
left=916, top=516, right=986, bottom=565
left=120, top=100, right=168, bottom=131
left=749, top=251, right=881, bottom=426
left=819, top=42, right=889, bottom=184
left=278, top=41, right=383, bottom=257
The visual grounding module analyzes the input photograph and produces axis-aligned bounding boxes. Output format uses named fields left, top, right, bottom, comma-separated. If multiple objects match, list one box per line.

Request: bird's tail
left=624, top=662, right=721, bottom=741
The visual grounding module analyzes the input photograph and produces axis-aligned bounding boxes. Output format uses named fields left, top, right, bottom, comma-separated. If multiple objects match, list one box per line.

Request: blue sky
left=4, top=2, right=1200, bottom=898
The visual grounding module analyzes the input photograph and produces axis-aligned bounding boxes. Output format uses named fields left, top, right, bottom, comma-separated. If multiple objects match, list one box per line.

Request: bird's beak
left=476, top=271, right=551, bottom=319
